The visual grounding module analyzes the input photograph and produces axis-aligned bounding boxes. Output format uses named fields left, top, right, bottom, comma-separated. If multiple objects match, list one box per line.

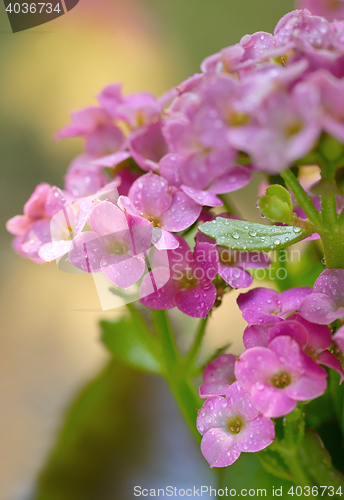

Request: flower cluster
left=197, top=269, right=344, bottom=467
left=5, top=5, right=344, bottom=473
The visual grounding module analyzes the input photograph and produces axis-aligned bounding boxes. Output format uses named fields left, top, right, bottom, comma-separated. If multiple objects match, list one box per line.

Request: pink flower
left=6, top=184, right=73, bottom=263
left=55, top=106, right=125, bottom=157
left=237, top=286, right=312, bottom=326
left=64, top=151, right=130, bottom=198
left=296, top=0, right=344, bottom=22
left=98, top=83, right=162, bottom=129
left=268, top=315, right=344, bottom=383
left=68, top=201, right=152, bottom=288
left=119, top=172, right=201, bottom=250
left=299, top=269, right=344, bottom=324
left=228, top=81, right=322, bottom=173
left=164, top=74, right=252, bottom=191
left=129, top=120, right=169, bottom=171
left=235, top=336, right=328, bottom=418
left=199, top=354, right=237, bottom=398
left=140, top=237, right=219, bottom=318
left=197, top=382, right=275, bottom=467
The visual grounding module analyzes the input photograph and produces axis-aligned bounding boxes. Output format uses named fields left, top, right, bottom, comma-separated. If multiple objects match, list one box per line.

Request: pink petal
left=285, top=374, right=327, bottom=401
left=161, top=190, right=201, bottom=232
left=235, top=347, right=280, bottom=391
left=317, top=350, right=344, bottom=384
left=251, top=383, right=296, bottom=418
left=243, top=325, right=270, bottom=349
left=299, top=293, right=344, bottom=324
left=279, top=287, right=313, bottom=317
left=174, top=283, right=217, bottom=319
left=193, top=242, right=219, bottom=284
left=267, top=320, right=309, bottom=349
left=139, top=267, right=175, bottom=309
left=153, top=229, right=179, bottom=250
left=68, top=231, right=106, bottom=273
left=227, top=381, right=259, bottom=421
left=201, top=429, right=240, bottom=468
left=39, top=240, right=72, bottom=263
left=180, top=185, right=222, bottom=207
left=237, top=288, right=281, bottom=315
left=219, top=264, right=253, bottom=289
left=101, top=254, right=145, bottom=289
left=208, top=166, right=253, bottom=194
left=238, top=416, right=275, bottom=452
left=89, top=201, right=128, bottom=235
left=128, top=173, right=172, bottom=218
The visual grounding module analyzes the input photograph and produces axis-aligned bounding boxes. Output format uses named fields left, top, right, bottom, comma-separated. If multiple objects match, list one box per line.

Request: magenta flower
left=118, top=172, right=201, bottom=250
left=237, top=286, right=312, bottom=326
left=140, top=237, right=219, bottom=318
left=268, top=315, right=344, bottom=383
left=299, top=269, right=344, bottom=324
left=197, top=382, right=275, bottom=467
left=235, top=336, right=328, bottom=418
left=199, top=354, right=237, bottom=398
left=68, top=201, right=152, bottom=288
left=55, top=106, right=124, bottom=157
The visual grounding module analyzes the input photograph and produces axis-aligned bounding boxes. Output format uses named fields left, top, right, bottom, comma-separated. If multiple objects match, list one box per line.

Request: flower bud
left=258, top=185, right=294, bottom=224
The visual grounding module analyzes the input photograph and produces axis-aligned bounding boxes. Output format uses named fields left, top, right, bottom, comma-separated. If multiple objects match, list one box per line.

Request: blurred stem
left=152, top=310, right=201, bottom=442
left=271, top=411, right=312, bottom=488
left=219, top=194, right=241, bottom=217
left=280, top=169, right=322, bottom=226
left=320, top=195, right=344, bottom=269
left=184, top=316, right=209, bottom=370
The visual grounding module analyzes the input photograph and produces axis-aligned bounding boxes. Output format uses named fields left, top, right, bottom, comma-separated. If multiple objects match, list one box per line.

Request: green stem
left=280, top=169, right=322, bottom=226
left=184, top=316, right=209, bottom=369
left=320, top=195, right=344, bottom=269
left=219, top=194, right=242, bottom=217
left=152, top=310, right=201, bottom=442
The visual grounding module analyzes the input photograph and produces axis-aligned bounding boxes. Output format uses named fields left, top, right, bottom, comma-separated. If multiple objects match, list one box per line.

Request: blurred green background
left=0, top=0, right=295, bottom=498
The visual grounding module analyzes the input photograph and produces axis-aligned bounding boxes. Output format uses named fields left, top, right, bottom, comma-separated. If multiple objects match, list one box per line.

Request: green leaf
left=199, top=218, right=312, bottom=252
left=101, top=314, right=162, bottom=374
left=258, top=184, right=294, bottom=224
left=298, top=429, right=344, bottom=492
left=35, top=361, right=146, bottom=500
left=219, top=453, right=293, bottom=499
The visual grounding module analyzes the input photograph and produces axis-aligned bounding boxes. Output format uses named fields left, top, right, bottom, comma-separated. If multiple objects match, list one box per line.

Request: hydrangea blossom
left=235, top=336, right=328, bottom=417
left=197, top=382, right=275, bottom=467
